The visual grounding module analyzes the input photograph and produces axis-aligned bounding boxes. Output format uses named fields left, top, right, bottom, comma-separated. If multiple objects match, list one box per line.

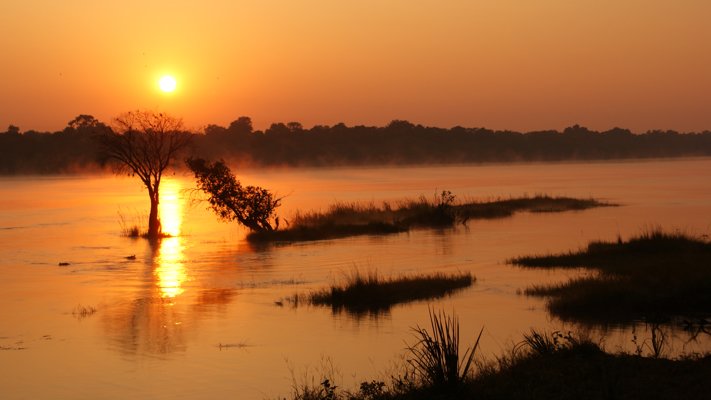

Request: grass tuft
left=303, top=271, right=474, bottom=316
left=117, top=209, right=145, bottom=238
left=117, top=209, right=173, bottom=239
left=516, top=329, right=594, bottom=357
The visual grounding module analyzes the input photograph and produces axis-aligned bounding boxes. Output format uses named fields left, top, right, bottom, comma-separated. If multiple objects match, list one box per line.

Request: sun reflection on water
left=160, top=179, right=182, bottom=237
left=155, top=179, right=186, bottom=299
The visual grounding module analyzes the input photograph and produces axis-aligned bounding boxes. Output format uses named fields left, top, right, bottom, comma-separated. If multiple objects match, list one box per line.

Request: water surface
left=1, top=158, right=710, bottom=399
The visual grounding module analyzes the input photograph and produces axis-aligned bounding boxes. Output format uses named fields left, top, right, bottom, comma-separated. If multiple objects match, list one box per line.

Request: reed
left=117, top=209, right=143, bottom=237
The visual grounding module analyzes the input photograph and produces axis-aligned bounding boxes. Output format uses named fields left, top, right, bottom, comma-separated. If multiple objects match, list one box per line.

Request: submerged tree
left=186, top=157, right=280, bottom=232
left=100, top=111, right=192, bottom=239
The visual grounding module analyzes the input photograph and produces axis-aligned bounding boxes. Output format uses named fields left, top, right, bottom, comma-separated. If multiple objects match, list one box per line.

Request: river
left=1, top=158, right=710, bottom=399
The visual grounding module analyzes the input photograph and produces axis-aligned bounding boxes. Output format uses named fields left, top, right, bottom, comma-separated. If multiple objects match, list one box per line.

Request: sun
left=158, top=75, right=177, bottom=93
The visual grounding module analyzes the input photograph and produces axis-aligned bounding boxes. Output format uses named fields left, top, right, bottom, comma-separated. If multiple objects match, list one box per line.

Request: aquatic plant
left=117, top=209, right=144, bottom=238
left=72, top=304, right=98, bottom=320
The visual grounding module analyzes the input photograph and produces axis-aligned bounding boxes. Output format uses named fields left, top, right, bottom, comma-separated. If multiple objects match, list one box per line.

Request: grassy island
left=282, top=271, right=474, bottom=316
left=249, top=193, right=614, bottom=243
left=510, top=230, right=711, bottom=324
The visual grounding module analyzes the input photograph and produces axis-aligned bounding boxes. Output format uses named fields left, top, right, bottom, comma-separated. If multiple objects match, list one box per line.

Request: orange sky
left=1, top=0, right=710, bottom=133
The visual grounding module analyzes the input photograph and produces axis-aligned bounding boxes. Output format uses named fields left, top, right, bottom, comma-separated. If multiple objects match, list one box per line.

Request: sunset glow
left=2, top=1, right=711, bottom=132
left=158, top=75, right=177, bottom=93
left=2, top=2, right=711, bottom=399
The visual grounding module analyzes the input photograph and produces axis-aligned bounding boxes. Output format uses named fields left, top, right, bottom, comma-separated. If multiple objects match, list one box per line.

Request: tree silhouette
left=67, top=114, right=104, bottom=131
left=4, top=115, right=711, bottom=174
left=186, top=157, right=280, bottom=232
left=3, top=124, right=20, bottom=135
left=228, top=116, right=253, bottom=134
left=100, top=111, right=192, bottom=239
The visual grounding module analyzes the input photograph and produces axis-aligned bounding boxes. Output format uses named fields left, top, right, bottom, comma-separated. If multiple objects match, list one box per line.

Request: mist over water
left=1, top=158, right=710, bottom=399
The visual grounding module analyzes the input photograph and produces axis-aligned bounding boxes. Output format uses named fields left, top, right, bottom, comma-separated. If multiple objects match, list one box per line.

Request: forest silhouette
left=2, top=115, right=711, bottom=174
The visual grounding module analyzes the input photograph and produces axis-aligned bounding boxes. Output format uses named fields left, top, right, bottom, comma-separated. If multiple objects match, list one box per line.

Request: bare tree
left=101, top=110, right=192, bottom=239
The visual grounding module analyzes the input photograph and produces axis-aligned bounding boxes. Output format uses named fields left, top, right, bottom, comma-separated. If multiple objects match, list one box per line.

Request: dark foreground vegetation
left=3, top=114, right=711, bottom=174
left=510, top=230, right=711, bottom=324
left=288, top=271, right=474, bottom=316
left=282, top=311, right=711, bottom=400
left=249, top=194, right=613, bottom=242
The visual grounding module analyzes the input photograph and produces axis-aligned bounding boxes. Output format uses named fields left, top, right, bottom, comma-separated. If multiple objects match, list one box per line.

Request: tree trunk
left=147, top=189, right=161, bottom=238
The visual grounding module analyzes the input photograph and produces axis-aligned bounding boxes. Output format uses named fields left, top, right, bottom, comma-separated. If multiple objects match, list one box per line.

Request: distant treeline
left=3, top=115, right=711, bottom=174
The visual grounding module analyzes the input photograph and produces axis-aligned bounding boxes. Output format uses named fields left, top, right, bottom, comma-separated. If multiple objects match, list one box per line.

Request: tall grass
left=117, top=209, right=145, bottom=238
left=407, top=309, right=483, bottom=388
left=116, top=209, right=173, bottom=239
left=632, top=323, right=669, bottom=359
left=517, top=329, right=591, bottom=356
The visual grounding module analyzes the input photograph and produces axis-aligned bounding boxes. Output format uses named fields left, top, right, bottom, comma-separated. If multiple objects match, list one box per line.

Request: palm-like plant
left=407, top=309, right=483, bottom=388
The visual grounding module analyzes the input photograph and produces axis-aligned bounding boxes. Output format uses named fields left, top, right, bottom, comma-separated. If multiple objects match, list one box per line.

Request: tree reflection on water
left=101, top=178, right=237, bottom=356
